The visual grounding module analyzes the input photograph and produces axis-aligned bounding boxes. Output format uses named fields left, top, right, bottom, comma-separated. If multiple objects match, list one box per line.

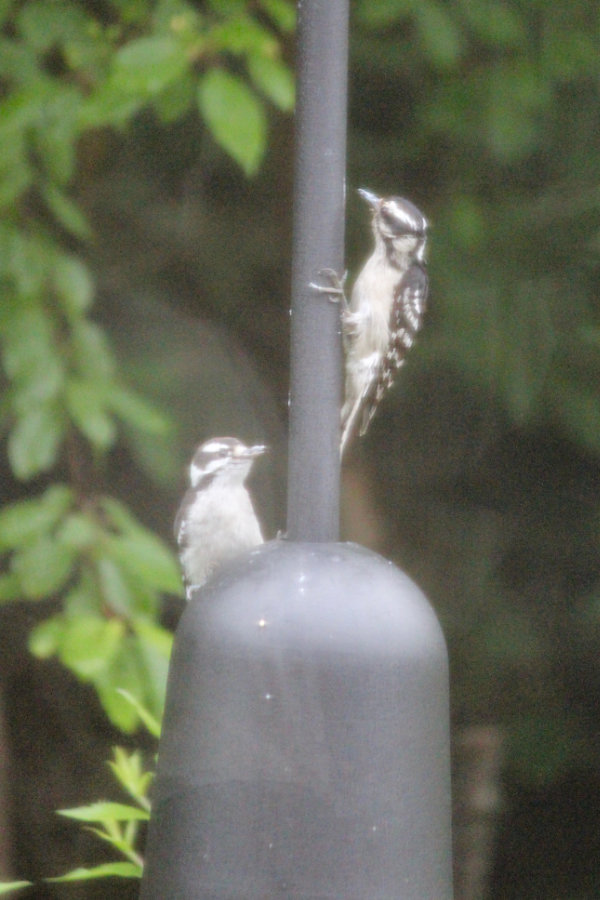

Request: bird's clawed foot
left=309, top=268, right=348, bottom=306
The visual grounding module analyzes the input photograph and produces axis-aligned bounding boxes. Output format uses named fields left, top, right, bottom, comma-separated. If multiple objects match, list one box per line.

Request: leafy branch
left=0, top=0, right=295, bottom=727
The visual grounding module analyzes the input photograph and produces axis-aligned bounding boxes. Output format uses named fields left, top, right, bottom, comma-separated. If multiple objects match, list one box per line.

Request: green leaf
left=355, top=0, right=413, bottom=27
left=3, top=228, right=51, bottom=298
left=93, top=644, right=147, bottom=731
left=485, top=62, right=549, bottom=161
left=65, top=379, right=116, bottom=450
left=0, top=130, right=32, bottom=208
left=11, top=535, right=76, bottom=598
left=415, top=1, right=463, bottom=68
left=112, top=36, right=189, bottom=96
left=152, top=69, right=195, bottom=124
left=458, top=0, right=525, bottom=47
left=43, top=185, right=92, bottom=242
left=0, top=882, right=32, bottom=895
left=78, top=84, right=144, bottom=130
left=133, top=619, right=173, bottom=661
left=95, top=554, right=133, bottom=615
left=210, top=15, right=278, bottom=56
left=0, top=35, right=39, bottom=82
left=59, top=801, right=149, bottom=823
left=0, top=485, right=73, bottom=550
left=56, top=512, right=99, bottom=549
left=11, top=360, right=64, bottom=413
left=29, top=616, right=63, bottom=658
left=258, top=0, right=295, bottom=32
left=32, top=87, right=80, bottom=184
left=86, top=825, right=143, bottom=861
left=63, top=571, right=100, bottom=616
left=52, top=253, right=94, bottom=316
left=108, top=746, right=154, bottom=800
left=1, top=300, right=65, bottom=413
left=116, top=689, right=161, bottom=738
left=8, top=404, right=65, bottom=479
left=99, top=496, right=144, bottom=534
left=48, top=862, right=142, bottom=882
left=198, top=69, right=267, bottom=175
left=130, top=622, right=173, bottom=716
left=0, top=572, right=22, bottom=603
left=16, top=1, right=91, bottom=52
left=0, top=80, right=51, bottom=136
left=58, top=616, right=124, bottom=678
left=106, top=385, right=170, bottom=435
left=247, top=53, right=294, bottom=112
left=1, top=303, right=56, bottom=382
left=71, top=320, right=116, bottom=380
left=206, top=0, right=246, bottom=15
left=542, top=21, right=597, bottom=82
left=105, top=532, right=181, bottom=594
left=59, top=11, right=113, bottom=73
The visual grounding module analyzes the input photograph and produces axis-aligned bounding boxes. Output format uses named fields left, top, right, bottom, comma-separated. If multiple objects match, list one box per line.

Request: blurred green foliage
left=345, top=0, right=600, bottom=799
left=0, top=0, right=295, bottom=888
left=0, top=0, right=294, bottom=728
left=49, top=731, right=158, bottom=884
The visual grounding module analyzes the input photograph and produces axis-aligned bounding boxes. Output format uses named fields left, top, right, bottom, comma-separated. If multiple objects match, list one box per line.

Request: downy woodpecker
left=322, top=189, right=429, bottom=456
left=174, top=437, right=266, bottom=598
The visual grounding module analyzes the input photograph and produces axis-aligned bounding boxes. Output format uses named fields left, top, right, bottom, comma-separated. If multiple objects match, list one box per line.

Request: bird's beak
left=357, top=188, right=380, bottom=209
left=245, top=444, right=268, bottom=458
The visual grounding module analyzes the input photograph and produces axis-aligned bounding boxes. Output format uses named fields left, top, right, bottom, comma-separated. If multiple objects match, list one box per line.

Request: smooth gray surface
left=140, top=542, right=453, bottom=899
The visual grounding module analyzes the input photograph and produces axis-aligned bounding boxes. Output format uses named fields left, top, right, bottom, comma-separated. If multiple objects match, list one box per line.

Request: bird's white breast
left=349, top=252, right=397, bottom=358
left=180, top=483, right=263, bottom=587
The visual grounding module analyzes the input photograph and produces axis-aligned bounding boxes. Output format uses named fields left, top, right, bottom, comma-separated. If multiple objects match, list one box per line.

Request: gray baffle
left=140, top=540, right=453, bottom=899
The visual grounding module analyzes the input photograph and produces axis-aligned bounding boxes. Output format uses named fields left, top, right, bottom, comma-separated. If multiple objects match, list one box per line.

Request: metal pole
left=287, top=0, right=348, bottom=542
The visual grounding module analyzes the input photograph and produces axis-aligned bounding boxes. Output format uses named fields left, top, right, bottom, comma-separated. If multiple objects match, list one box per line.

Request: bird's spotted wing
left=359, top=262, right=429, bottom=435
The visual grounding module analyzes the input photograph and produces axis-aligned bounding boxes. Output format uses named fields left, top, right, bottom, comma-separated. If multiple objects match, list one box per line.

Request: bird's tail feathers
left=340, top=394, right=366, bottom=459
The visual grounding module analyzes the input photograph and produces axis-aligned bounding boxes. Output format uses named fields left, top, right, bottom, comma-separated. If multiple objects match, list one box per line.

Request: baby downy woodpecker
left=340, top=189, right=429, bottom=456
left=174, top=437, right=266, bottom=599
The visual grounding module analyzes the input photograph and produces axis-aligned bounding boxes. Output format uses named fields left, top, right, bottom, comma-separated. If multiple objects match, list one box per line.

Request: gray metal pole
left=287, top=0, right=348, bottom=542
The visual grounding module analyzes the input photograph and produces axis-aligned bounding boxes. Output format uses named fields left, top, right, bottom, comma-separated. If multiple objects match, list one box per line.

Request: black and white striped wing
left=359, top=261, right=429, bottom=435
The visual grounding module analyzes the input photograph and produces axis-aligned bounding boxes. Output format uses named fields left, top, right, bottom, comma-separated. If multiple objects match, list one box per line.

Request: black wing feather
left=359, top=261, right=429, bottom=435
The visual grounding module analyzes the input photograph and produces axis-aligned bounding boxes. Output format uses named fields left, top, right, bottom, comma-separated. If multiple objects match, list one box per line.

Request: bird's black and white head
left=189, top=437, right=267, bottom=490
left=358, top=188, right=428, bottom=268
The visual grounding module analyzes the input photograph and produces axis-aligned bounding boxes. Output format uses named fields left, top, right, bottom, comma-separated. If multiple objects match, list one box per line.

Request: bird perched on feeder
left=174, top=437, right=266, bottom=599
left=313, top=188, right=429, bottom=457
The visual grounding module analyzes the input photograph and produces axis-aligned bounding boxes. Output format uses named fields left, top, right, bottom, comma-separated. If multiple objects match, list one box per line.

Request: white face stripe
left=201, top=440, right=231, bottom=454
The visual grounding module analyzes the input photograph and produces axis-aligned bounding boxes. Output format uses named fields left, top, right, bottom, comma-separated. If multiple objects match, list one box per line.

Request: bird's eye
left=380, top=208, right=404, bottom=232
